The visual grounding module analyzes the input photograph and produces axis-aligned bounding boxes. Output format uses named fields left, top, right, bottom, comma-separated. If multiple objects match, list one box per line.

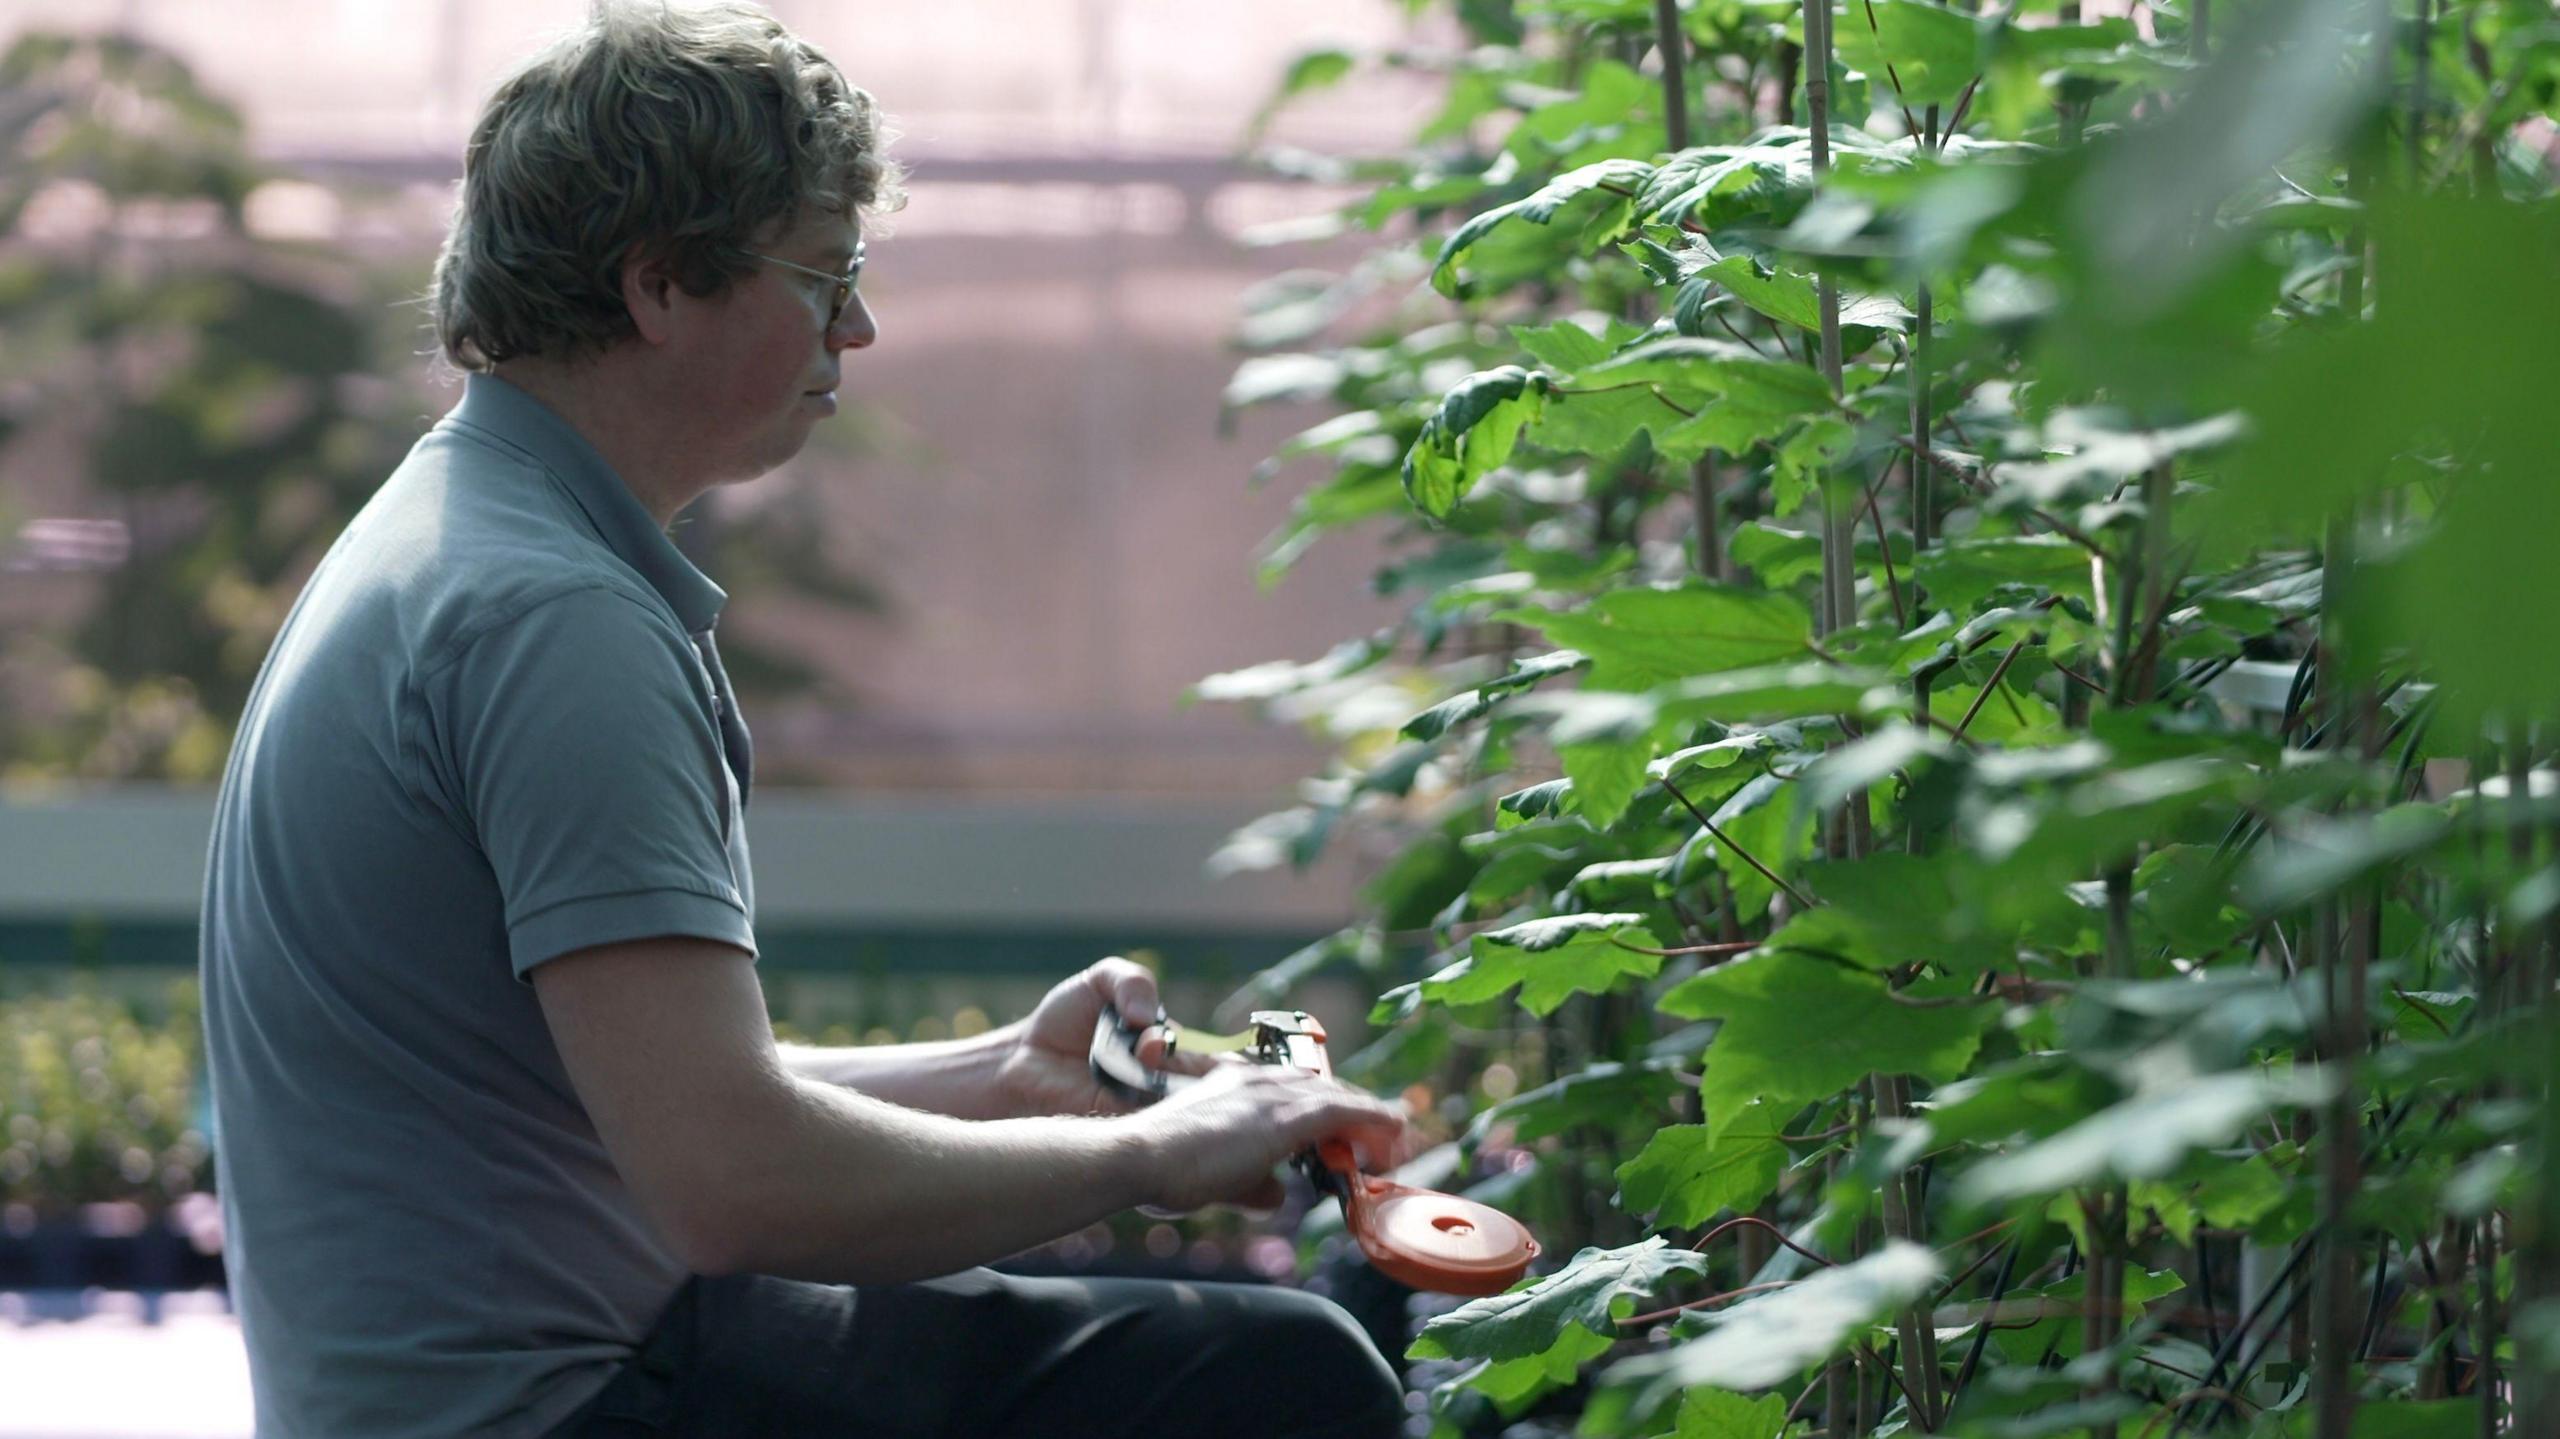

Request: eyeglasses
left=744, top=243, right=866, bottom=327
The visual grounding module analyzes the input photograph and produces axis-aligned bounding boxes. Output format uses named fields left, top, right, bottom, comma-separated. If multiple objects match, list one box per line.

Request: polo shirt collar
left=450, top=372, right=729, bottom=633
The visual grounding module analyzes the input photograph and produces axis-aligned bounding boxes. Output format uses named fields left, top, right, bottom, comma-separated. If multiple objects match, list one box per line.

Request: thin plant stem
left=1661, top=774, right=1816, bottom=910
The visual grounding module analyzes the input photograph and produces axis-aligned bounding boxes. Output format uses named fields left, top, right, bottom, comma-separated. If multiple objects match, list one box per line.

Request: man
left=197, top=5, right=1411, bottom=1436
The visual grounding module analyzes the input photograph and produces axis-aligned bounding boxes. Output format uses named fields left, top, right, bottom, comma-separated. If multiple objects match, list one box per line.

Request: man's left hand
left=996, top=957, right=1214, bottom=1118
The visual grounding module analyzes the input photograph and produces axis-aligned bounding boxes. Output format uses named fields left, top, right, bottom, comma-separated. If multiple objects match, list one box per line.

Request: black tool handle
left=1088, top=1000, right=1175, bottom=1105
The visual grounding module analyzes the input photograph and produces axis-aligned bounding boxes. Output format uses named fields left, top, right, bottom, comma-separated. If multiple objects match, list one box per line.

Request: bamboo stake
left=1653, top=0, right=1726, bottom=584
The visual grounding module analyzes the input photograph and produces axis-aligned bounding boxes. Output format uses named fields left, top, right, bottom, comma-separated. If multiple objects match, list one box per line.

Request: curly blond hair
left=430, top=1, right=905, bottom=370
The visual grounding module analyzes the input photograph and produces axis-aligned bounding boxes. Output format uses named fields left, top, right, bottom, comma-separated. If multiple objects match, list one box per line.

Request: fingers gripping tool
left=1090, top=1004, right=1539, bottom=1296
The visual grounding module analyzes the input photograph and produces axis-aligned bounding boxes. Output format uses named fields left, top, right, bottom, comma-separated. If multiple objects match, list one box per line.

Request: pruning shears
left=1091, top=1003, right=1540, bottom=1297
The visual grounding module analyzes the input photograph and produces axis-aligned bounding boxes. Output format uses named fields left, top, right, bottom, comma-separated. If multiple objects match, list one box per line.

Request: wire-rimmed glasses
left=744, top=243, right=866, bottom=327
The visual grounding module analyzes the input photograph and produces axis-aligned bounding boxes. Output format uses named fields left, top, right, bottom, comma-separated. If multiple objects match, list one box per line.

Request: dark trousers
left=551, top=1267, right=1407, bottom=1438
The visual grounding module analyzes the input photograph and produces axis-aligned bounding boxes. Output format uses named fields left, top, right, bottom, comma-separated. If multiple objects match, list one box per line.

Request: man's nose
left=829, top=292, right=878, bottom=351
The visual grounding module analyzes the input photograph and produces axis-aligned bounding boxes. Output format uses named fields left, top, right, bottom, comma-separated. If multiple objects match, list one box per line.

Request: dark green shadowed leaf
left=1467, top=1058, right=1689, bottom=1153
left=1402, top=365, right=1554, bottom=521
left=1431, top=158, right=1656, bottom=298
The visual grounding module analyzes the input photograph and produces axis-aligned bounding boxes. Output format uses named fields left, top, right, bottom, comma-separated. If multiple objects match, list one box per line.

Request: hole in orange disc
left=1432, top=1216, right=1474, bottom=1235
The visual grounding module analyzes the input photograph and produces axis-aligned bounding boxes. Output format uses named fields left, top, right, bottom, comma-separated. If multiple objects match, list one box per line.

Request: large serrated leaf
left=1431, top=158, right=1656, bottom=298
left=1638, top=135, right=1817, bottom=227
left=1665, top=950, right=1996, bottom=1127
left=1407, top=1237, right=1709, bottom=1363
left=1597, top=1242, right=1943, bottom=1405
left=1421, top=913, right=1666, bottom=1016
left=1577, top=335, right=1840, bottom=416
left=1700, top=254, right=1914, bottom=335
left=1560, top=733, right=1656, bottom=828
left=1496, top=584, right=1814, bottom=692
left=1671, top=1387, right=1790, bottom=1439
left=1614, top=1098, right=1788, bottom=1226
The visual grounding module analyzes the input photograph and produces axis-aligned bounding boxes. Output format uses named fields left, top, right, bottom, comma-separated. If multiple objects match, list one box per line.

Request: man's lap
left=553, top=1267, right=1405, bottom=1439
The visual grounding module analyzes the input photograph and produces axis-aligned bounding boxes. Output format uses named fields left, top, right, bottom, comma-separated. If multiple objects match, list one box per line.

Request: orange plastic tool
left=1089, top=1005, right=1540, bottom=1296
left=1314, top=1137, right=1540, bottom=1297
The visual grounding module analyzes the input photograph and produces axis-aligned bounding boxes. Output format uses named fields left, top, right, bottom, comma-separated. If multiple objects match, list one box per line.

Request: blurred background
left=0, top=1, right=1452, bottom=1430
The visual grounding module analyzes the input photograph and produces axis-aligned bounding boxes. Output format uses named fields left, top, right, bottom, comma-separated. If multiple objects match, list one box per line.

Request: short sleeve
left=428, top=585, right=756, bottom=978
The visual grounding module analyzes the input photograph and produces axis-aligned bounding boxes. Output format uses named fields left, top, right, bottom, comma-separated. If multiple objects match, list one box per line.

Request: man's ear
left=620, top=248, right=681, bottom=347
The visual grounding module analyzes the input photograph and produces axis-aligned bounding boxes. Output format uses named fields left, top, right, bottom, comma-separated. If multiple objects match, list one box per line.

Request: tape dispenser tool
left=1090, top=1003, right=1539, bottom=1297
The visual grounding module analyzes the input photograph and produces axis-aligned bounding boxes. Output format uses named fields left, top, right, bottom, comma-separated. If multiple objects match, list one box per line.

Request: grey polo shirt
left=200, top=373, right=758, bottom=1438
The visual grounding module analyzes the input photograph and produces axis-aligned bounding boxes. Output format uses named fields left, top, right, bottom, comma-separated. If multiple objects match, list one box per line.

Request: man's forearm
left=775, top=1024, right=1023, bottom=1120
left=699, top=1069, right=1148, bottom=1285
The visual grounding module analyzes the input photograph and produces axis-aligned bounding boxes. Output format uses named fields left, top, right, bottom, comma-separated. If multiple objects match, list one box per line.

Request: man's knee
left=1248, top=1288, right=1404, bottom=1439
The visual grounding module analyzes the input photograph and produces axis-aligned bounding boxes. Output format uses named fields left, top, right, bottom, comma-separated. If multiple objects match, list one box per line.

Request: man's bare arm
left=772, top=1030, right=1019, bottom=1121
left=774, top=957, right=1194, bottom=1121
left=534, top=936, right=1405, bottom=1285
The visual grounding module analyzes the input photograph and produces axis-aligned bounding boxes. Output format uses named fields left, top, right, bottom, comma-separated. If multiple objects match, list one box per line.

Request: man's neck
left=488, top=358, right=707, bottom=530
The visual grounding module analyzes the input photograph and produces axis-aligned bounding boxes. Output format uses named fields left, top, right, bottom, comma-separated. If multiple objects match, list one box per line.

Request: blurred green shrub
left=0, top=978, right=208, bottom=1215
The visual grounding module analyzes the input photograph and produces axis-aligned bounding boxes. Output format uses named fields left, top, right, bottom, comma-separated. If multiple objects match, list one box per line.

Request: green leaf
left=1614, top=1100, right=1788, bottom=1226
left=1443, top=1324, right=1614, bottom=1415
left=1561, top=732, right=1655, bottom=828
left=1578, top=336, right=1839, bottom=416
left=1835, top=0, right=1981, bottom=109
left=1910, top=535, right=2095, bottom=612
left=1407, top=1237, right=1710, bottom=1363
left=1597, top=1242, right=1942, bottom=1401
left=1402, top=648, right=1591, bottom=741
left=1798, top=723, right=1951, bottom=816
left=1665, top=950, right=1996, bottom=1127
left=1653, top=662, right=1894, bottom=725
left=1246, top=48, right=1356, bottom=140
left=2192, top=1151, right=2292, bottom=1232
left=1528, top=383, right=1688, bottom=458
left=1403, top=366, right=1554, bottom=521
left=2275, top=1400, right=2480, bottom=1439
left=1421, top=913, right=1665, bottom=1016
left=1362, top=832, right=1479, bottom=932
left=1431, top=158, right=1657, bottom=298
left=1654, top=398, right=1808, bottom=463
left=1958, top=1067, right=2332, bottom=1207
left=1495, top=584, right=1814, bottom=691
left=1650, top=733, right=1773, bottom=784
left=1639, top=135, right=1817, bottom=229
left=1468, top=1058, right=1688, bottom=1152
left=1694, top=771, right=1819, bottom=925
left=1800, top=849, right=2013, bottom=973
left=1671, top=1387, right=1789, bottom=1439
left=2241, top=804, right=2455, bottom=915
left=1990, top=1268, right=2188, bottom=1363
left=1730, top=519, right=1916, bottom=589
left=1498, top=776, right=1579, bottom=825
left=1509, top=318, right=1617, bottom=371
left=1931, top=675, right=2065, bottom=747
left=1699, top=254, right=1913, bottom=335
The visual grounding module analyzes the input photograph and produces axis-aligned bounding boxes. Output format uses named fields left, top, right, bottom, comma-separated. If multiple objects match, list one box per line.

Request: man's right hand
left=1120, top=1062, right=1414, bottom=1213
